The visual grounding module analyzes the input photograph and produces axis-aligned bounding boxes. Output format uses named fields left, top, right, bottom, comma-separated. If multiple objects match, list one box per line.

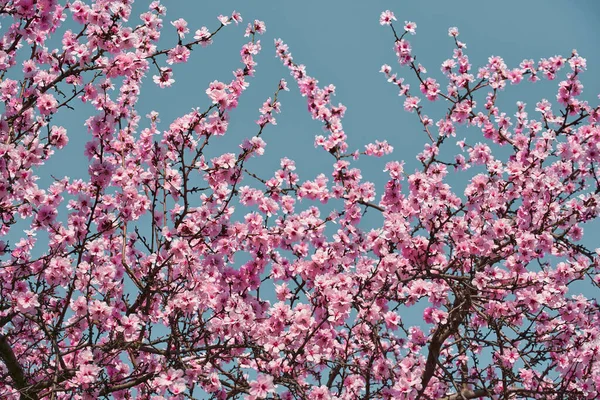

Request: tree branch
left=0, top=334, right=38, bottom=400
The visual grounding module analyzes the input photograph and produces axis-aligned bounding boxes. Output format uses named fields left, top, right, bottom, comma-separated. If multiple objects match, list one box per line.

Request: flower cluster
left=0, top=3, right=599, bottom=400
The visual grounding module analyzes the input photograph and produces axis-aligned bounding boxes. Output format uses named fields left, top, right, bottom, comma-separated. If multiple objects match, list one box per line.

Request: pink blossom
left=379, top=10, right=397, bottom=26
left=245, top=20, right=266, bottom=37
left=231, top=11, right=243, bottom=25
left=153, top=67, right=175, bottom=88
left=36, top=93, right=58, bottom=115
left=167, top=45, right=191, bottom=64
left=194, top=26, right=213, bottom=46
left=14, top=291, right=40, bottom=312
left=217, top=14, right=231, bottom=26
left=74, top=364, right=101, bottom=386
left=403, top=95, right=421, bottom=112
left=171, top=18, right=189, bottom=38
left=154, top=368, right=186, bottom=395
left=404, top=21, right=417, bottom=34
left=395, top=39, right=413, bottom=65
left=49, top=126, right=69, bottom=148
left=309, top=386, right=332, bottom=400
left=249, top=375, right=275, bottom=398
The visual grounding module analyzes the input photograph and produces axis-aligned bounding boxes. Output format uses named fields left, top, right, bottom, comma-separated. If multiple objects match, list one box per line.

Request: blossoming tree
left=1, top=1, right=599, bottom=399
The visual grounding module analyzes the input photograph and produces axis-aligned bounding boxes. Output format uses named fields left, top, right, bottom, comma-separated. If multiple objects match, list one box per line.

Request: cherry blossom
left=0, top=2, right=599, bottom=400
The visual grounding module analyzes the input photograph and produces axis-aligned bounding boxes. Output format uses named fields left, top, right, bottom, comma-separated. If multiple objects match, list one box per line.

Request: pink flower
left=89, top=160, right=114, bottom=188
left=15, top=291, right=40, bottom=312
left=194, top=26, right=213, bottom=47
left=395, top=39, right=413, bottom=65
left=569, top=225, right=583, bottom=241
left=22, top=59, right=37, bottom=77
left=206, top=80, right=228, bottom=106
left=499, top=348, right=520, bottom=366
left=249, top=374, right=275, bottom=399
left=74, top=364, right=101, bottom=386
left=403, top=96, right=420, bottom=112
left=71, top=296, right=87, bottom=315
left=569, top=54, right=587, bottom=71
left=217, top=14, right=231, bottom=26
left=155, top=368, right=186, bottom=395
left=508, top=68, right=524, bottom=84
left=245, top=20, right=266, bottom=37
left=36, top=93, right=58, bottom=115
left=404, top=21, right=417, bottom=35
left=293, top=307, right=313, bottom=330
left=167, top=45, right=191, bottom=65
left=88, top=299, right=112, bottom=324
left=278, top=78, right=289, bottom=91
left=384, top=160, right=404, bottom=179
left=231, top=11, right=243, bottom=24
left=379, top=10, right=397, bottom=26
left=420, top=77, right=440, bottom=101
left=153, top=68, right=175, bottom=88
left=384, top=311, right=401, bottom=329
left=170, top=18, right=189, bottom=38
left=117, top=314, right=141, bottom=340
left=309, top=386, right=332, bottom=400
left=36, top=204, right=57, bottom=227
left=49, top=126, right=69, bottom=148
left=365, top=140, right=394, bottom=157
